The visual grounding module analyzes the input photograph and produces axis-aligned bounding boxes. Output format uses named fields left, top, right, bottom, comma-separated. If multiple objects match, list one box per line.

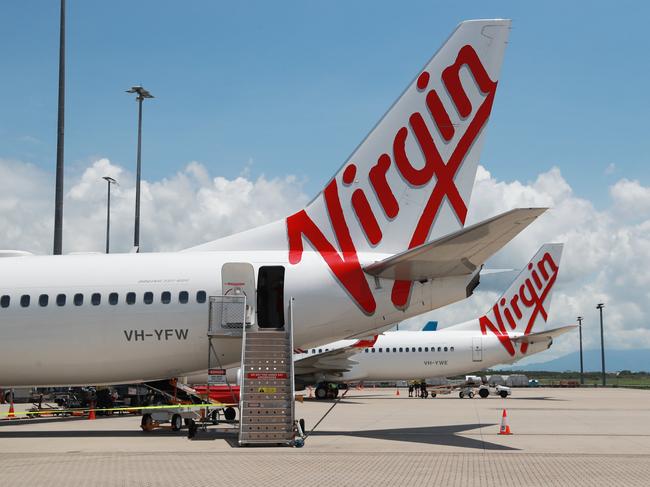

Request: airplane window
left=126, top=292, right=136, bottom=305
left=425, top=347, right=429, bottom=352
left=144, top=292, right=153, bottom=305
left=0, top=295, right=9, bottom=308
left=179, top=291, right=189, bottom=304
left=318, top=349, right=322, bottom=353
left=196, top=290, right=207, bottom=303
left=378, top=348, right=382, bottom=352
left=20, top=295, right=30, bottom=307
left=74, top=293, right=83, bottom=306
left=371, top=348, right=375, bottom=353
left=444, top=347, right=448, bottom=352
left=56, top=294, right=66, bottom=306
left=411, top=347, right=416, bottom=352
left=393, top=347, right=397, bottom=352
left=109, top=293, right=118, bottom=305
left=437, top=347, right=441, bottom=352
left=418, top=347, right=422, bottom=352
left=364, top=349, right=368, bottom=353
left=399, top=347, right=403, bottom=352
left=39, top=294, right=48, bottom=307
left=161, top=291, right=171, bottom=304
left=91, top=293, right=101, bottom=306
left=326, top=349, right=329, bottom=352
left=386, top=348, right=390, bottom=353
left=450, top=347, right=455, bottom=352
left=311, top=349, right=315, bottom=354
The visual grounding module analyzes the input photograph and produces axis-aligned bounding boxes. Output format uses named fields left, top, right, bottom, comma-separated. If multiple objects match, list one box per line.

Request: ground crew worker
left=408, top=382, right=414, bottom=397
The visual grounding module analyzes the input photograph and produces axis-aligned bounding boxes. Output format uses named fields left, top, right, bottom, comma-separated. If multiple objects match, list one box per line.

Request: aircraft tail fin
left=481, top=243, right=563, bottom=355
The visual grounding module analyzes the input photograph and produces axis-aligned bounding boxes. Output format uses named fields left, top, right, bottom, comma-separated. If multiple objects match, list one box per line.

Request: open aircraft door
left=472, top=336, right=483, bottom=362
left=221, top=262, right=256, bottom=327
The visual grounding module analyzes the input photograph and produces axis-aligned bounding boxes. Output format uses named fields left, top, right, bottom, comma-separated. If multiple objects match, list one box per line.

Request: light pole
left=125, top=86, right=154, bottom=251
left=102, top=177, right=118, bottom=253
left=596, top=303, right=606, bottom=386
left=53, top=0, right=66, bottom=255
left=577, top=316, right=584, bottom=385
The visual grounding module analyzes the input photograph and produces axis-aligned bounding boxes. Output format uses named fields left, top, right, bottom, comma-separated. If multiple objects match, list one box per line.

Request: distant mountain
left=499, top=349, right=649, bottom=373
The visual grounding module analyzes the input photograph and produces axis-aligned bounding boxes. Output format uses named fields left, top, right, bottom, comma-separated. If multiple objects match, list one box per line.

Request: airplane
left=291, top=243, right=575, bottom=399
left=188, top=244, right=574, bottom=401
left=0, top=19, right=541, bottom=388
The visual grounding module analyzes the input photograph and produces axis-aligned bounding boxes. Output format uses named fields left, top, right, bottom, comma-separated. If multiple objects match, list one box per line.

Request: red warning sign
left=208, top=368, right=226, bottom=375
left=246, top=372, right=288, bottom=380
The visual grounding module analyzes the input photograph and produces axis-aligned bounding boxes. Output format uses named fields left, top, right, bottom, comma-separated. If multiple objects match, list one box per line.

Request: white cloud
left=1, top=157, right=649, bottom=359
left=0, top=157, right=309, bottom=254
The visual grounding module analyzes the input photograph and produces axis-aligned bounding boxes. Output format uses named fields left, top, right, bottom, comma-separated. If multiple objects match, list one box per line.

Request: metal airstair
left=207, top=294, right=299, bottom=446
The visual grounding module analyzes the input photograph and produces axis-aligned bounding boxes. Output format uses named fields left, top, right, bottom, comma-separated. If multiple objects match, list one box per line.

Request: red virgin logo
left=479, top=252, right=559, bottom=356
left=287, top=45, right=498, bottom=314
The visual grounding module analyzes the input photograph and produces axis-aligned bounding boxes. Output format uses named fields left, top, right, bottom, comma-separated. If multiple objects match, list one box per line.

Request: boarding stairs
left=208, top=294, right=298, bottom=446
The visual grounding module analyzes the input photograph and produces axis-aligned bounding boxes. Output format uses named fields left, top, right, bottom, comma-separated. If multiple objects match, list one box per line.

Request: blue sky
left=1, top=1, right=649, bottom=205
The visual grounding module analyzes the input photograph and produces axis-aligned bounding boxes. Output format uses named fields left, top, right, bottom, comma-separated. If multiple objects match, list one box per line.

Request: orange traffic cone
left=7, top=400, right=15, bottom=419
left=498, top=409, right=512, bottom=435
left=395, top=388, right=400, bottom=396
left=87, top=401, right=96, bottom=420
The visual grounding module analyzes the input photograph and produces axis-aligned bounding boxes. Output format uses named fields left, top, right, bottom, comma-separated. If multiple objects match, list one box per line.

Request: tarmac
left=0, top=387, right=649, bottom=486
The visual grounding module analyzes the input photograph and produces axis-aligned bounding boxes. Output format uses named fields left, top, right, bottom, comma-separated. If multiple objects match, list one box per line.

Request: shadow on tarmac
left=0, top=423, right=517, bottom=450
left=307, top=423, right=518, bottom=451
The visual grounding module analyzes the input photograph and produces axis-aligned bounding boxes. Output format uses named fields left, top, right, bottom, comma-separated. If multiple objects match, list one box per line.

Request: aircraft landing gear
left=315, top=383, right=340, bottom=400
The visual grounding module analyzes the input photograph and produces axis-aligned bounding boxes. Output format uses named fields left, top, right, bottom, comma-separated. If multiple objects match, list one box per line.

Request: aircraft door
left=472, top=336, right=483, bottom=362
left=221, top=262, right=256, bottom=326
left=257, top=266, right=285, bottom=329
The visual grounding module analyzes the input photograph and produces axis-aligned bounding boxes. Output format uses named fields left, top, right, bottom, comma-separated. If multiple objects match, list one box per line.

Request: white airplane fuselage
left=298, top=330, right=551, bottom=383
left=0, top=251, right=474, bottom=386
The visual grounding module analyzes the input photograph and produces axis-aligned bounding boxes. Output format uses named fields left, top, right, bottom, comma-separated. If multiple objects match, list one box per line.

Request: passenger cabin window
left=20, top=295, right=30, bottom=307
left=425, top=347, right=429, bottom=352
left=450, top=347, right=455, bottom=352
left=144, top=292, right=153, bottom=305
left=0, top=295, right=9, bottom=308
left=179, top=291, right=189, bottom=304
left=386, top=348, right=390, bottom=353
left=399, top=347, right=403, bottom=352
left=91, top=293, right=101, bottom=306
left=418, top=347, right=422, bottom=352
left=161, top=291, right=171, bottom=304
left=257, top=266, right=285, bottom=328
left=437, top=347, right=441, bottom=352
left=371, top=348, right=375, bottom=353
left=56, top=294, right=66, bottom=306
left=126, top=292, right=136, bottom=305
left=74, top=293, right=83, bottom=306
left=39, top=294, right=48, bottom=307
left=196, top=290, right=207, bottom=303
left=109, top=293, right=118, bottom=305
left=444, top=347, right=448, bottom=352
left=393, top=347, right=396, bottom=353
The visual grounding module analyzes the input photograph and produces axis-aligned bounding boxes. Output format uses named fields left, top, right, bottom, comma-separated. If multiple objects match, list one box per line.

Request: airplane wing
left=294, top=347, right=361, bottom=376
left=363, top=208, right=547, bottom=281
left=510, top=325, right=578, bottom=344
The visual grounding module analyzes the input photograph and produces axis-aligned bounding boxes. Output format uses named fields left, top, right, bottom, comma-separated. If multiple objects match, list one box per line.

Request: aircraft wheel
left=500, top=390, right=508, bottom=399
left=140, top=413, right=153, bottom=432
left=468, top=391, right=474, bottom=399
left=479, top=388, right=489, bottom=398
left=224, top=407, right=237, bottom=421
left=315, top=386, right=328, bottom=400
left=459, top=391, right=464, bottom=399
left=171, top=414, right=183, bottom=432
